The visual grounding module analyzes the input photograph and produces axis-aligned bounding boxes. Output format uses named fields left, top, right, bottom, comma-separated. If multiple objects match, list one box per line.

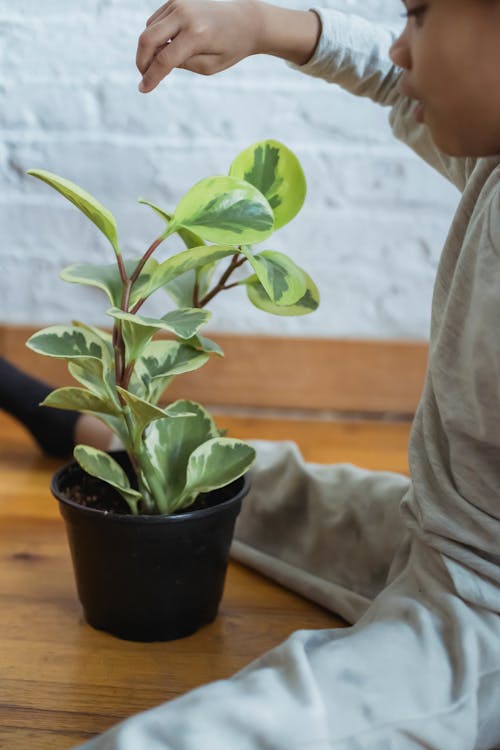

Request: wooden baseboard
left=0, top=324, right=428, bottom=414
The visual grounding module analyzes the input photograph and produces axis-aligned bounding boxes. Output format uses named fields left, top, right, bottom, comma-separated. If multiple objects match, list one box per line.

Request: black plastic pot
left=51, top=453, right=251, bottom=642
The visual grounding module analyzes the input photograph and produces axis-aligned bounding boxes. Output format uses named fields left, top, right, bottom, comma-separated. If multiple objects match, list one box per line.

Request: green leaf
left=244, top=270, right=320, bottom=316
left=116, top=387, right=195, bottom=446
left=229, top=140, right=306, bottom=230
left=135, top=340, right=209, bottom=403
left=239, top=248, right=307, bottom=306
left=168, top=176, right=274, bottom=245
left=27, top=169, right=120, bottom=255
left=144, top=401, right=220, bottom=513
left=107, top=307, right=211, bottom=363
left=182, top=437, right=255, bottom=503
left=184, top=334, right=224, bottom=357
left=26, top=325, right=108, bottom=362
left=139, top=199, right=206, bottom=249
left=73, top=445, right=142, bottom=514
left=60, top=258, right=158, bottom=307
left=139, top=203, right=216, bottom=307
left=147, top=244, right=237, bottom=296
left=41, top=387, right=119, bottom=415
left=72, top=321, right=113, bottom=350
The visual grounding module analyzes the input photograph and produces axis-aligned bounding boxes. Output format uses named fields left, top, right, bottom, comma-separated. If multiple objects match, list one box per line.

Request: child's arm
left=288, top=8, right=476, bottom=191
left=137, top=0, right=475, bottom=190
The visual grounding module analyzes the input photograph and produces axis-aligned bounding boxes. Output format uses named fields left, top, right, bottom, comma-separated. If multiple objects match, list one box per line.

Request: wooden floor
left=0, top=410, right=411, bottom=749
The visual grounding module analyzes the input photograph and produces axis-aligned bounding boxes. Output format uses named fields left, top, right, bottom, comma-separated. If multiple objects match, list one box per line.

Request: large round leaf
left=229, top=140, right=306, bottom=230
left=169, top=176, right=274, bottom=245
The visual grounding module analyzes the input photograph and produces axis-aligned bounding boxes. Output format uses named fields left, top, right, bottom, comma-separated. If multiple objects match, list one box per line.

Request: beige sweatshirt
left=293, top=9, right=500, bottom=610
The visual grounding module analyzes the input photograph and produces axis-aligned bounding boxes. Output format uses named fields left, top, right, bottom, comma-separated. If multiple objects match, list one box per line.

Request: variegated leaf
left=135, top=340, right=209, bottom=403
left=168, top=176, right=274, bottom=245
left=67, top=360, right=114, bottom=402
left=26, top=325, right=107, bottom=362
left=229, top=140, right=306, bottom=230
left=244, top=271, right=319, bottom=316
left=73, top=445, right=142, bottom=514
left=138, top=199, right=206, bottom=248
left=147, top=244, right=237, bottom=297
left=239, top=248, right=307, bottom=306
left=27, top=169, right=120, bottom=255
left=72, top=321, right=113, bottom=350
left=180, top=438, right=255, bottom=508
left=144, top=401, right=220, bottom=513
left=60, top=258, right=158, bottom=307
left=184, top=334, right=224, bottom=357
left=41, top=387, right=119, bottom=415
left=107, top=307, right=211, bottom=363
left=116, top=387, right=195, bottom=446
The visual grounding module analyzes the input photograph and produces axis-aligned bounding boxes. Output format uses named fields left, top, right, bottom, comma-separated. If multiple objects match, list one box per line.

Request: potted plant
left=26, top=139, right=319, bottom=642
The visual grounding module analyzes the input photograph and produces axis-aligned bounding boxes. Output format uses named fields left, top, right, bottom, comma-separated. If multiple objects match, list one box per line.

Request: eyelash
left=401, top=5, right=427, bottom=20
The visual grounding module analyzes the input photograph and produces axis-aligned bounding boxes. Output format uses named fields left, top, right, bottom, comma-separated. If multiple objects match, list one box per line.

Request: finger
left=136, top=15, right=180, bottom=75
left=146, top=3, right=176, bottom=29
left=146, top=1, right=174, bottom=27
left=140, top=33, right=197, bottom=92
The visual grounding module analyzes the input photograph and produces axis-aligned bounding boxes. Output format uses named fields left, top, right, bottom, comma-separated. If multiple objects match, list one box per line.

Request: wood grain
left=0, top=410, right=411, bottom=748
left=1, top=324, right=428, bottom=414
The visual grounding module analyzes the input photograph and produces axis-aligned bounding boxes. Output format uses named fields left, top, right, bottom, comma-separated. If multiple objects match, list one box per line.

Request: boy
left=79, top=1, right=500, bottom=747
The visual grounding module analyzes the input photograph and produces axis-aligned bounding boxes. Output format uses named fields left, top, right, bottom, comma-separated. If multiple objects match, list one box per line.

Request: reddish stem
left=197, top=254, right=246, bottom=307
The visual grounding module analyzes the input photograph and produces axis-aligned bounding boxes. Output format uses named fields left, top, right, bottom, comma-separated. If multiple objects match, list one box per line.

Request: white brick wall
left=0, top=0, right=459, bottom=339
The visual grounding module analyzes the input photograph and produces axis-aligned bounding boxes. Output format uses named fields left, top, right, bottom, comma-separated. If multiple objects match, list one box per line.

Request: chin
left=428, top=122, right=500, bottom=158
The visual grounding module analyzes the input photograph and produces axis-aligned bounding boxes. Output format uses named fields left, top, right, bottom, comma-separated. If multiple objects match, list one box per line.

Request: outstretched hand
left=136, top=0, right=263, bottom=92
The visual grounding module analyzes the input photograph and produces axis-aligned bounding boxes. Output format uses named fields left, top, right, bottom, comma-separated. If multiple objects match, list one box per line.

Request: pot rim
left=51, top=458, right=251, bottom=524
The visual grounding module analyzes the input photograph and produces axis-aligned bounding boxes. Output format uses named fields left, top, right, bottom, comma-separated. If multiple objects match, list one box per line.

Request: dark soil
left=60, top=465, right=241, bottom=517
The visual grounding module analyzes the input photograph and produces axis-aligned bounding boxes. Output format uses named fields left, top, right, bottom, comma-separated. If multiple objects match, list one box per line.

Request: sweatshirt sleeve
left=291, top=8, right=476, bottom=191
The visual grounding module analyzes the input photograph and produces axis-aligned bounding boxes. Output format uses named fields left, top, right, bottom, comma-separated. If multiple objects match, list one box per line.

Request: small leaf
left=239, top=248, right=307, bottom=306
left=61, top=258, right=158, bottom=307
left=148, top=244, right=237, bottom=297
left=73, top=445, right=142, bottom=514
left=41, top=386, right=118, bottom=415
left=135, top=340, right=209, bottom=403
left=28, top=169, right=120, bottom=255
left=139, top=199, right=206, bottom=248
left=168, top=176, right=274, bottom=245
left=116, top=387, right=195, bottom=445
left=107, top=307, right=211, bottom=363
left=27, top=325, right=107, bottom=361
left=245, top=271, right=319, bottom=316
left=144, top=401, right=220, bottom=513
left=184, top=334, right=224, bottom=357
left=229, top=140, right=306, bottom=230
left=181, top=438, right=255, bottom=506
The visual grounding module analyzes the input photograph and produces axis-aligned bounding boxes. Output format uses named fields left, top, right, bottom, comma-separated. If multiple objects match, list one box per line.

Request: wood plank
left=1, top=410, right=412, bottom=748
left=1, top=324, right=428, bottom=414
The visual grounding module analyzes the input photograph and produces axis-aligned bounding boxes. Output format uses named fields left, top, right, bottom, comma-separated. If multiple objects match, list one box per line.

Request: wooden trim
left=0, top=324, right=428, bottom=414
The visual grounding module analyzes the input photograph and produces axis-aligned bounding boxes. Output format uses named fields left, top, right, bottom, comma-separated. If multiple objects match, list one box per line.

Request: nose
left=389, top=27, right=411, bottom=70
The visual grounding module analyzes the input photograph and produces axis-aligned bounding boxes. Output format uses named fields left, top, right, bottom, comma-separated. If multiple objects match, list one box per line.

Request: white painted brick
left=0, top=0, right=460, bottom=340
left=0, top=82, right=99, bottom=131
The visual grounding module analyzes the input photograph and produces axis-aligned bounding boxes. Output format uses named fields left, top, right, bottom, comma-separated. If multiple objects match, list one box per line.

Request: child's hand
left=137, top=0, right=263, bottom=92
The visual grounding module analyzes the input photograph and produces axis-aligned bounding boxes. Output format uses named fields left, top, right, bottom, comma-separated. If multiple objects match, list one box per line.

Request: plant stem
left=130, top=235, right=165, bottom=285
left=197, top=254, right=247, bottom=307
left=116, top=252, right=128, bottom=286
